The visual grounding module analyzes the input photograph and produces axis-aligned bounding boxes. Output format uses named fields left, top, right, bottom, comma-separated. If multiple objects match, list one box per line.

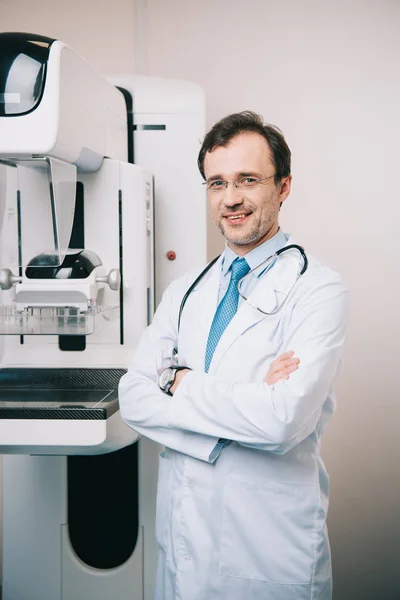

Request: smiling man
left=119, top=111, right=348, bottom=600
left=201, top=123, right=291, bottom=253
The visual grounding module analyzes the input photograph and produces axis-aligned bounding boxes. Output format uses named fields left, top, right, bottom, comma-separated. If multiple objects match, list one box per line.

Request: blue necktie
left=204, top=257, right=250, bottom=372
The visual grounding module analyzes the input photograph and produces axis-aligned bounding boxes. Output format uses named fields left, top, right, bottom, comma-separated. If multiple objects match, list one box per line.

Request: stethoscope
left=177, top=244, right=308, bottom=333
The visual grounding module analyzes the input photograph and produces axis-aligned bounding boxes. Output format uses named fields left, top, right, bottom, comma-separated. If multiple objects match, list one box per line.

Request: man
left=119, top=111, right=348, bottom=600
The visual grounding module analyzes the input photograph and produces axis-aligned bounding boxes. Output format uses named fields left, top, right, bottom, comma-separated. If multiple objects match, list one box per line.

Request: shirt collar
left=222, top=229, right=289, bottom=277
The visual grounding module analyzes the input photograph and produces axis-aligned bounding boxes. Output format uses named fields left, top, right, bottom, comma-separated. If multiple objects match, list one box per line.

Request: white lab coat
left=119, top=237, right=348, bottom=600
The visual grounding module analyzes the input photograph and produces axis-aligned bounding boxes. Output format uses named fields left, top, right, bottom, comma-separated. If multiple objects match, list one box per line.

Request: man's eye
left=241, top=177, right=257, bottom=186
left=209, top=180, right=224, bottom=188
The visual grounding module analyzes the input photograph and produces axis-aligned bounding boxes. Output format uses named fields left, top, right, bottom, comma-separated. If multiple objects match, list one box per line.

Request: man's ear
left=279, top=175, right=292, bottom=206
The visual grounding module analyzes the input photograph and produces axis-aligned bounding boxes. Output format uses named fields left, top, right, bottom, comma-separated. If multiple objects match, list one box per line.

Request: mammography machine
left=0, top=32, right=206, bottom=600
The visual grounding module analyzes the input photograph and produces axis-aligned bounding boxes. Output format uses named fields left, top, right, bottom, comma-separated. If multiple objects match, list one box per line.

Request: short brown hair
left=198, top=111, right=291, bottom=186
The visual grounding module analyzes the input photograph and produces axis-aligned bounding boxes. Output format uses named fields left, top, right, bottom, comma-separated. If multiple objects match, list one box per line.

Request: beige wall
left=0, top=0, right=135, bottom=73
left=140, top=1, right=400, bottom=598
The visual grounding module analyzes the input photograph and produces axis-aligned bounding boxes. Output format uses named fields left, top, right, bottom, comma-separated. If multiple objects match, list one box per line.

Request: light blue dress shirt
left=218, top=228, right=288, bottom=305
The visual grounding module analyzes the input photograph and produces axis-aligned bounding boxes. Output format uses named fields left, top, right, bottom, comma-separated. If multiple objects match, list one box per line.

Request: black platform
left=0, top=368, right=126, bottom=420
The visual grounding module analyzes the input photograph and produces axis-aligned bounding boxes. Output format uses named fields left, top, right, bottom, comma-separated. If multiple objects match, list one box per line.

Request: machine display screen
left=0, top=32, right=54, bottom=116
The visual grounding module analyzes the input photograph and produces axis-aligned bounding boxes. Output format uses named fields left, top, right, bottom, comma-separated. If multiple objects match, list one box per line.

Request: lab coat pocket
left=218, top=478, right=317, bottom=584
left=155, top=452, right=172, bottom=553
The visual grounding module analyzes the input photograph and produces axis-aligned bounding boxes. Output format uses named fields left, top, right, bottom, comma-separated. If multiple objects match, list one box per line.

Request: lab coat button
left=184, top=554, right=191, bottom=561
left=188, top=482, right=194, bottom=491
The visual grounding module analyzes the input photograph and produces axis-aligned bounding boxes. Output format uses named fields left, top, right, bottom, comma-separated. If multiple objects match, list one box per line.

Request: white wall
left=139, top=1, right=400, bottom=598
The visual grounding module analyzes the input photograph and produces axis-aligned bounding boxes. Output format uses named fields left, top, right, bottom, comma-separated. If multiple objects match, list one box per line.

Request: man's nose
left=223, top=183, right=242, bottom=207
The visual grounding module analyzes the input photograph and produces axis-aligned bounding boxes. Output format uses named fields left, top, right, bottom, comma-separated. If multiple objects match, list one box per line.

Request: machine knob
left=0, top=268, right=23, bottom=290
left=96, top=269, right=121, bottom=291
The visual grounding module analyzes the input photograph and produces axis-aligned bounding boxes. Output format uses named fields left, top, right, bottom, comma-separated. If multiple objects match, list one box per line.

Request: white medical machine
left=0, top=32, right=206, bottom=600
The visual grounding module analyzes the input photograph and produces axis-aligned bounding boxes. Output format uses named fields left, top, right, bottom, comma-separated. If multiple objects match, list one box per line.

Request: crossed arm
left=119, top=274, right=348, bottom=461
left=170, top=350, right=300, bottom=394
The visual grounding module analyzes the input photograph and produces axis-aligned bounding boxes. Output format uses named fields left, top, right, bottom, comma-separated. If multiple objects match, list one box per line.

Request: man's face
left=203, top=132, right=291, bottom=255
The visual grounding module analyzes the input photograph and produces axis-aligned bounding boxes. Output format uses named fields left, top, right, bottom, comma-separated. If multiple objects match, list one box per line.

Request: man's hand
left=170, top=369, right=191, bottom=395
left=264, top=350, right=299, bottom=385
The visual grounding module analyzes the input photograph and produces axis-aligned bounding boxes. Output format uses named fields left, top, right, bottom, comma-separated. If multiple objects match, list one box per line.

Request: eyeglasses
left=203, top=174, right=276, bottom=193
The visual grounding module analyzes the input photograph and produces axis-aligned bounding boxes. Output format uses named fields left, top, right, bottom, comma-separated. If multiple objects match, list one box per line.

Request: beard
left=214, top=205, right=280, bottom=247
left=217, top=218, right=264, bottom=246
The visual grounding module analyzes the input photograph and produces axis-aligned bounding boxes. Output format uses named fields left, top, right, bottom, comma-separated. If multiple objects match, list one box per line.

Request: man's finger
left=270, top=364, right=299, bottom=383
left=276, top=350, right=294, bottom=361
left=273, top=357, right=300, bottom=371
left=276, top=364, right=299, bottom=379
left=270, top=352, right=294, bottom=369
left=284, top=364, right=299, bottom=375
left=270, top=354, right=298, bottom=369
left=267, top=359, right=299, bottom=383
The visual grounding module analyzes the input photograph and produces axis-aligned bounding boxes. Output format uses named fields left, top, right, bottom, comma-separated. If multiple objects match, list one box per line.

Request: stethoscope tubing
left=177, top=254, right=221, bottom=333
left=276, top=244, right=308, bottom=275
left=177, top=244, right=307, bottom=334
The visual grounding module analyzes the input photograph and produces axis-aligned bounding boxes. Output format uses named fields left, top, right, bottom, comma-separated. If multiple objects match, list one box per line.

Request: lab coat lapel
left=178, top=256, right=222, bottom=370
left=208, top=240, right=301, bottom=373
left=196, top=257, right=222, bottom=335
